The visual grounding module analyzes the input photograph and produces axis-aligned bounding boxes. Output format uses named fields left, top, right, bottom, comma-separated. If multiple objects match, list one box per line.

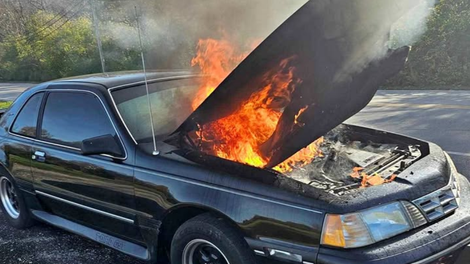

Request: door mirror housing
left=81, top=134, right=124, bottom=158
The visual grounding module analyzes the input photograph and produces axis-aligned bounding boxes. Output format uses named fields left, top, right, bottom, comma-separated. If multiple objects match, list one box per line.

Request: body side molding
left=36, top=191, right=134, bottom=224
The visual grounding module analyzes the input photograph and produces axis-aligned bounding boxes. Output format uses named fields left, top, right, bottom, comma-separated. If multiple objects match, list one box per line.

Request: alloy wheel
left=182, top=239, right=230, bottom=264
left=0, top=177, right=20, bottom=219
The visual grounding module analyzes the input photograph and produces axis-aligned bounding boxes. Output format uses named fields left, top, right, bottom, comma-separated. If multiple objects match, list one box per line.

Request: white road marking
left=368, top=102, right=470, bottom=110
left=447, top=151, right=470, bottom=158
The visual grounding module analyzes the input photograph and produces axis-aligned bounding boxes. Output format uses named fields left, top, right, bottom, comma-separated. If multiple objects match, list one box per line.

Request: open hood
left=176, top=0, right=415, bottom=168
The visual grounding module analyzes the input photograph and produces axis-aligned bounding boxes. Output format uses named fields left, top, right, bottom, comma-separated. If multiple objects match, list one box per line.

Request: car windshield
left=111, top=78, right=202, bottom=143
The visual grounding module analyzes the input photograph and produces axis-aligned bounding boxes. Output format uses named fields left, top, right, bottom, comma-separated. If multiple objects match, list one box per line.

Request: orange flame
left=191, top=38, right=323, bottom=173
left=273, top=138, right=324, bottom=172
left=350, top=167, right=363, bottom=179
left=294, top=105, right=309, bottom=127
left=352, top=167, right=398, bottom=188
left=190, top=38, right=252, bottom=110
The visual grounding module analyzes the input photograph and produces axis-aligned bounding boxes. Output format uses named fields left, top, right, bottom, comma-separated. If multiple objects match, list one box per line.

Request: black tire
left=171, top=213, right=257, bottom=264
left=0, top=174, right=35, bottom=229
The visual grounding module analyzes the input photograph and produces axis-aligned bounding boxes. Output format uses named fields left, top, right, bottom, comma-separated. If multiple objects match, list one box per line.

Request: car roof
left=52, top=70, right=198, bottom=89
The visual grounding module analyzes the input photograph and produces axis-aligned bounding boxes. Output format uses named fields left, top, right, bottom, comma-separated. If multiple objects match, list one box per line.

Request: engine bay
left=286, top=126, right=422, bottom=195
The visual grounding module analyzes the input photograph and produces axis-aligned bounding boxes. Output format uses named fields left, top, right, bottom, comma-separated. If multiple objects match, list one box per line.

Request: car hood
left=176, top=0, right=412, bottom=168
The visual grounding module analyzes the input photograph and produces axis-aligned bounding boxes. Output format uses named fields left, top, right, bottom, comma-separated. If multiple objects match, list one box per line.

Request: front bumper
left=411, top=239, right=467, bottom=264
left=316, top=173, right=470, bottom=264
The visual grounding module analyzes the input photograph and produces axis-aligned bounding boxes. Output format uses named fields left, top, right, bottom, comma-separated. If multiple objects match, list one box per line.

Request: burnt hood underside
left=176, top=0, right=412, bottom=168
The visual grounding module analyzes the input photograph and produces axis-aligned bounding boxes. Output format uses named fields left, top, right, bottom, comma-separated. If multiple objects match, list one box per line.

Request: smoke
left=41, top=0, right=79, bottom=12
left=95, top=0, right=307, bottom=69
left=96, top=0, right=436, bottom=79
left=25, top=0, right=437, bottom=76
left=312, top=0, right=436, bottom=82
left=390, top=1, right=437, bottom=48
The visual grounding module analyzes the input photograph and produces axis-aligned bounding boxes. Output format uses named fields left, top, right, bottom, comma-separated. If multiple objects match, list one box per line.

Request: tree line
left=0, top=0, right=142, bottom=81
left=0, top=0, right=469, bottom=88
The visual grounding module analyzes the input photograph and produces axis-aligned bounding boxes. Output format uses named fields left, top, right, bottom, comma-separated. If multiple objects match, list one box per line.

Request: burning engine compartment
left=284, top=125, right=422, bottom=195
left=177, top=124, right=424, bottom=196
left=167, top=0, right=433, bottom=195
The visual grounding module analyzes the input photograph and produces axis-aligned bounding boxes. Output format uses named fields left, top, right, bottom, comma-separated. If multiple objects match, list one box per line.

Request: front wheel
left=0, top=175, right=34, bottom=229
left=171, top=213, right=257, bottom=264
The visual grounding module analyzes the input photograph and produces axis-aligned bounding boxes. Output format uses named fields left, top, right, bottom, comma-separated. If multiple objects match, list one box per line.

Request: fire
left=191, top=38, right=323, bottom=173
left=190, top=38, right=252, bottom=110
left=350, top=167, right=363, bottom=179
left=294, top=106, right=309, bottom=127
left=351, top=167, right=398, bottom=188
left=273, top=138, right=324, bottom=172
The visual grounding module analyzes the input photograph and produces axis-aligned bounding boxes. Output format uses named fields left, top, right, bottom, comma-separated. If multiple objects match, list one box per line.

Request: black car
left=1, top=2, right=470, bottom=264
left=0, top=70, right=469, bottom=264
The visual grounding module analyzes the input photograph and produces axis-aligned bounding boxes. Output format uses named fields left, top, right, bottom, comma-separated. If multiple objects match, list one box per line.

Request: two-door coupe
left=0, top=71, right=469, bottom=264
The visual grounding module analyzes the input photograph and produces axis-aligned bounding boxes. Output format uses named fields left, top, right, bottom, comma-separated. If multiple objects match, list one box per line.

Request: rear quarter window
left=11, top=92, right=44, bottom=138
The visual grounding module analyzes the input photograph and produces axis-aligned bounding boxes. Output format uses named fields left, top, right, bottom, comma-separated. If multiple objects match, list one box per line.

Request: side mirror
left=81, top=134, right=124, bottom=158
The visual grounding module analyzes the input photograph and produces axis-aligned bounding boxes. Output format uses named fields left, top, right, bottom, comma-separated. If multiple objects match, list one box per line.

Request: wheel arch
left=0, top=158, right=32, bottom=192
left=0, top=159, right=44, bottom=213
left=157, top=203, right=244, bottom=261
left=0, top=160, right=16, bottom=182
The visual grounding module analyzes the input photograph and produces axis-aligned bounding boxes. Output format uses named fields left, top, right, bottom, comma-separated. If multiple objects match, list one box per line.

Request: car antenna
left=135, top=5, right=159, bottom=156
left=91, top=0, right=106, bottom=75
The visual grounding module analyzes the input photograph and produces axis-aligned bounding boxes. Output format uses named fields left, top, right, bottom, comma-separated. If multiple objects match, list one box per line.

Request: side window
left=40, top=92, right=118, bottom=149
left=11, top=92, right=44, bottom=138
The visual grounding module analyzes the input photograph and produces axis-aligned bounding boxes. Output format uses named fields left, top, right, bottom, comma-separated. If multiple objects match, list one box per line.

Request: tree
left=0, top=10, right=141, bottom=81
left=387, top=0, right=470, bottom=88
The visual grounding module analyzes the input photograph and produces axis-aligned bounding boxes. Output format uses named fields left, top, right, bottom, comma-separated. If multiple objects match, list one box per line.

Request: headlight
left=321, top=201, right=427, bottom=248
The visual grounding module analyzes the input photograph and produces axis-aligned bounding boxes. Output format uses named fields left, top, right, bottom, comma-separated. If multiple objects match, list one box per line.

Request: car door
left=31, top=85, right=142, bottom=242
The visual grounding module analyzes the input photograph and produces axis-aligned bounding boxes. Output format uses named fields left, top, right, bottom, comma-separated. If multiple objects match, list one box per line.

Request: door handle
left=32, top=151, right=46, bottom=162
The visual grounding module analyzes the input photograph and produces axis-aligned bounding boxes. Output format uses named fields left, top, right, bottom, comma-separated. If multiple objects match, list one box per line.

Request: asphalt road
left=0, top=83, right=34, bottom=101
left=0, top=86, right=469, bottom=263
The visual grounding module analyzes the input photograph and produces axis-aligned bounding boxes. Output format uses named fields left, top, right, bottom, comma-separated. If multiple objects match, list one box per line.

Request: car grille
left=412, top=174, right=460, bottom=222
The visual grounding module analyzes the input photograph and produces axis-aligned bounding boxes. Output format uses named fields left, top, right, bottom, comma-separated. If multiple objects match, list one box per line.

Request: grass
left=0, top=101, right=12, bottom=109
